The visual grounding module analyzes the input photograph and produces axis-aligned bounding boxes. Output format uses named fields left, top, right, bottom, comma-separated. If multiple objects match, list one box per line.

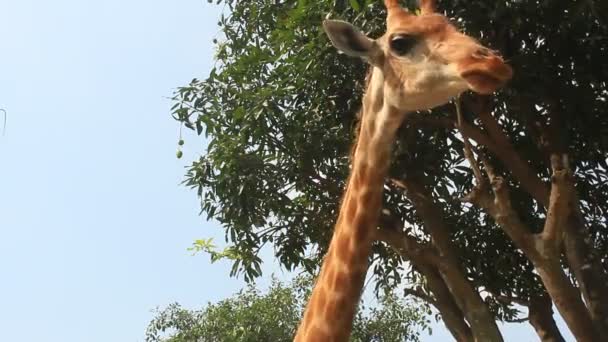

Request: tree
left=173, top=0, right=608, bottom=340
left=145, top=276, right=429, bottom=342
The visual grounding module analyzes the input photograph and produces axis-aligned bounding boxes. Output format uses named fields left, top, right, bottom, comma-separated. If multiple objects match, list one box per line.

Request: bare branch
left=404, top=288, right=437, bottom=306
left=469, top=96, right=550, bottom=206
left=385, top=177, right=503, bottom=341
left=505, top=317, right=530, bottom=323
left=494, top=294, right=530, bottom=307
left=374, top=224, right=441, bottom=266
left=407, top=112, right=499, bottom=155
left=455, top=96, right=484, bottom=185
left=389, top=177, right=408, bottom=191
left=375, top=207, right=473, bottom=341
left=542, top=154, right=575, bottom=245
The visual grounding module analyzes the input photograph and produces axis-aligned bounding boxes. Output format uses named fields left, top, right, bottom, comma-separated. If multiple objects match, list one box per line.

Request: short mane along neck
left=294, top=68, right=403, bottom=341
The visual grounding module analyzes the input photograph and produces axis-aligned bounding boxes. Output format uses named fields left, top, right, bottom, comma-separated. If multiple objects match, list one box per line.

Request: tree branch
left=505, top=317, right=530, bottom=323
left=374, top=210, right=474, bottom=341
left=404, top=288, right=437, bottom=306
left=494, top=294, right=530, bottom=307
left=455, top=96, right=485, bottom=185
left=407, top=112, right=499, bottom=157
left=467, top=95, right=550, bottom=206
left=542, top=154, right=575, bottom=246
left=452, top=104, right=537, bottom=252
left=385, top=177, right=504, bottom=342
left=374, top=223, right=441, bottom=266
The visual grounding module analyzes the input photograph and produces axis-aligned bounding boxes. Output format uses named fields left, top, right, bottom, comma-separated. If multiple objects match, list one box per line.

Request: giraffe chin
left=461, top=71, right=505, bottom=95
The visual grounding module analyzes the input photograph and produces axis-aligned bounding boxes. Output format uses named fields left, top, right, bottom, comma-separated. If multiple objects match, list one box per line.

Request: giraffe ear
left=323, top=20, right=380, bottom=61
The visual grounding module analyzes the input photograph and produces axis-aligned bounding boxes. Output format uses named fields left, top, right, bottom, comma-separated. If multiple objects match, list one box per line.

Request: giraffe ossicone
left=295, top=1, right=512, bottom=341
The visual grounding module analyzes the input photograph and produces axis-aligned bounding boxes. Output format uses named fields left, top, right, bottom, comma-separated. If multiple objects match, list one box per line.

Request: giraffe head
left=323, top=0, right=513, bottom=112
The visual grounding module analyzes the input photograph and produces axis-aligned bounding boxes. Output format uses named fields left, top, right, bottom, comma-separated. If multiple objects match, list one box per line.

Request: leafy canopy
left=146, top=276, right=429, bottom=342
left=174, top=0, right=608, bottom=322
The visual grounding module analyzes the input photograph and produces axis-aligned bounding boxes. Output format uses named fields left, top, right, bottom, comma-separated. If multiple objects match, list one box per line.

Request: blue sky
left=0, top=1, right=571, bottom=341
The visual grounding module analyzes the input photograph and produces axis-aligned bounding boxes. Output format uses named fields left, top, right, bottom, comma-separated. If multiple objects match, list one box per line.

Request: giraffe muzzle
left=460, top=51, right=513, bottom=94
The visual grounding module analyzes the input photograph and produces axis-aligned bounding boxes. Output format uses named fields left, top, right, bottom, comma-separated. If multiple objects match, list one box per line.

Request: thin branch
left=453, top=98, right=537, bottom=248
left=374, top=224, right=441, bottom=266
left=389, top=177, right=408, bottom=191
left=404, top=288, right=437, bottom=306
left=469, top=96, right=550, bottom=206
left=456, top=154, right=538, bottom=253
left=407, top=112, right=499, bottom=155
left=494, top=294, right=530, bottom=307
left=505, top=317, right=530, bottom=323
left=453, top=97, right=494, bottom=205
left=455, top=96, right=484, bottom=185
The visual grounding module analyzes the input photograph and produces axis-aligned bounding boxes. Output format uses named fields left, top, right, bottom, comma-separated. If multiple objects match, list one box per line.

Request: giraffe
left=294, top=0, right=513, bottom=341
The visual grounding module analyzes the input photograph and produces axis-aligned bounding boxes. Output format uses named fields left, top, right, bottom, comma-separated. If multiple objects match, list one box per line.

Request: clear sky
left=0, top=1, right=572, bottom=341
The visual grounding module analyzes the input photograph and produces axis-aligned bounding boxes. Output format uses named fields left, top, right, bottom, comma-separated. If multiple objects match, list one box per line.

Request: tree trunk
left=376, top=222, right=475, bottom=342
left=563, top=210, right=608, bottom=336
left=534, top=257, right=598, bottom=341
left=399, top=179, right=504, bottom=342
left=468, top=174, right=600, bottom=342
left=417, top=263, right=474, bottom=342
left=435, top=259, right=503, bottom=342
left=461, top=102, right=607, bottom=341
left=528, top=293, right=566, bottom=342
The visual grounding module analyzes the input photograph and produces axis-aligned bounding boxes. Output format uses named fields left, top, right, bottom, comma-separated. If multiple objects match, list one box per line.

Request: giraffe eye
left=390, top=34, right=418, bottom=56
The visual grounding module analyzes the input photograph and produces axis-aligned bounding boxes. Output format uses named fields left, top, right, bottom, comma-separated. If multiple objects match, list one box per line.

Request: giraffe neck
left=295, top=69, right=403, bottom=341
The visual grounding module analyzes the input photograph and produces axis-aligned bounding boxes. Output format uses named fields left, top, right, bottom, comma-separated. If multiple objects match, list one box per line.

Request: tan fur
left=294, top=1, right=512, bottom=341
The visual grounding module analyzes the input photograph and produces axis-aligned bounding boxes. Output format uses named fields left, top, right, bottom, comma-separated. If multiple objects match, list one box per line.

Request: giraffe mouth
left=461, top=70, right=505, bottom=95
